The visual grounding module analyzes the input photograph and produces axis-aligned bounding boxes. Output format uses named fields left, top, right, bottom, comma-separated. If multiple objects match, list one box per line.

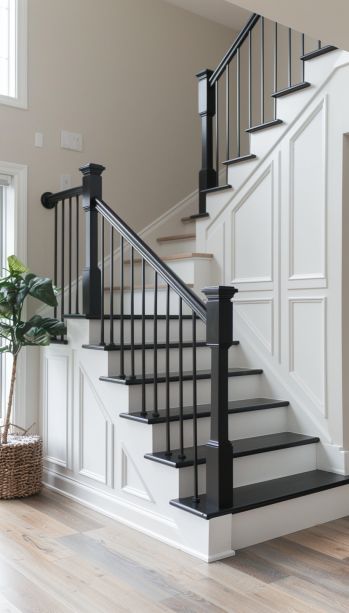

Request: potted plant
left=0, top=255, right=66, bottom=499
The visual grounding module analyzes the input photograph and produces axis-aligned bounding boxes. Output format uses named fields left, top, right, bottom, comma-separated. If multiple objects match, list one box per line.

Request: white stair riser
left=104, top=346, right=211, bottom=376
left=103, top=289, right=206, bottom=316
left=120, top=258, right=213, bottom=287
left=173, top=444, right=318, bottom=498
left=88, top=318, right=207, bottom=345
left=147, top=406, right=288, bottom=451
left=156, top=238, right=196, bottom=257
left=126, top=373, right=264, bottom=409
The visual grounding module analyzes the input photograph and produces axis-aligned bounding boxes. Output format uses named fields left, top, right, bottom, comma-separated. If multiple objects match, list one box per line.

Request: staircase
left=40, top=13, right=349, bottom=561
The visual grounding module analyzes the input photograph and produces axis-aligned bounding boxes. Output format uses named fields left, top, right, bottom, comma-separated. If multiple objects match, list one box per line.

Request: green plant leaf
left=7, top=255, right=28, bottom=276
left=27, top=277, right=58, bottom=307
left=23, top=327, right=51, bottom=346
left=23, top=315, right=66, bottom=336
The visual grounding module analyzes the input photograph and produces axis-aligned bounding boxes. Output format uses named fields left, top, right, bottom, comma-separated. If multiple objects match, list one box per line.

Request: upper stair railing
left=41, top=163, right=237, bottom=512
left=197, top=12, right=336, bottom=216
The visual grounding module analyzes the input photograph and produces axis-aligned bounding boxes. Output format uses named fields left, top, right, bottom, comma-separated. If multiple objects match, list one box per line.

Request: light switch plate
left=35, top=132, right=44, bottom=147
left=61, top=130, right=83, bottom=152
left=60, top=175, right=71, bottom=190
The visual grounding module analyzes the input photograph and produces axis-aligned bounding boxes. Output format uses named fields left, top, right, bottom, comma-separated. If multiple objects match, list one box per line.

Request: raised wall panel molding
left=43, top=353, right=70, bottom=468
left=121, top=444, right=155, bottom=503
left=288, top=98, right=328, bottom=283
left=234, top=299, right=274, bottom=354
left=78, top=364, right=114, bottom=486
left=231, top=164, right=274, bottom=285
left=288, top=297, right=327, bottom=416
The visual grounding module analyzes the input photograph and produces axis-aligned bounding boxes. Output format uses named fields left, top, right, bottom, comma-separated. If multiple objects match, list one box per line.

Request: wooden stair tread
left=170, top=470, right=349, bottom=519
left=272, top=81, right=311, bottom=98
left=100, top=367, right=263, bottom=386
left=123, top=252, right=213, bottom=264
left=145, top=432, right=320, bottom=468
left=120, top=397, right=288, bottom=424
left=157, top=234, right=195, bottom=243
left=104, top=283, right=194, bottom=291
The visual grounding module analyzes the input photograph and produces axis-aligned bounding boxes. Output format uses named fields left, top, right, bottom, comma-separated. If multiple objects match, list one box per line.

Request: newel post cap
left=202, top=285, right=238, bottom=347
left=79, top=162, right=106, bottom=177
left=202, top=285, right=238, bottom=302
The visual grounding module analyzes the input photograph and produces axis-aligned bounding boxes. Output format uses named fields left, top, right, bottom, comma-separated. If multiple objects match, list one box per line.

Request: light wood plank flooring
left=0, top=489, right=348, bottom=612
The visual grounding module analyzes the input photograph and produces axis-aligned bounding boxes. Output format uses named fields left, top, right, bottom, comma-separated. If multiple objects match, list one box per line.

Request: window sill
left=0, top=94, right=28, bottom=110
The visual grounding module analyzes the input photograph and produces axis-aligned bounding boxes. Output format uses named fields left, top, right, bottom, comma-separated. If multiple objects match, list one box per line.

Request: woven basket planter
left=0, top=435, right=42, bottom=499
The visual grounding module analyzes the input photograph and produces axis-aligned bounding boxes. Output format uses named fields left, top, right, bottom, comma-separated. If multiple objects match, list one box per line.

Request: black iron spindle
left=178, top=298, right=185, bottom=459
left=120, top=236, right=125, bottom=377
left=100, top=216, right=105, bottom=346
left=61, top=200, right=65, bottom=340
left=130, top=247, right=135, bottom=379
left=153, top=271, right=159, bottom=418
left=165, top=284, right=171, bottom=456
left=261, top=16, right=265, bottom=124
left=249, top=29, right=252, bottom=128
left=225, top=64, right=230, bottom=181
left=318, top=40, right=321, bottom=50
left=237, top=46, right=241, bottom=157
left=75, top=196, right=79, bottom=314
left=288, top=28, right=292, bottom=87
left=68, top=198, right=72, bottom=314
left=302, top=33, right=305, bottom=81
left=215, top=81, right=219, bottom=177
left=54, top=204, right=57, bottom=320
left=141, top=258, right=146, bottom=417
left=109, top=226, right=114, bottom=346
left=192, top=312, right=199, bottom=503
left=274, top=22, right=278, bottom=118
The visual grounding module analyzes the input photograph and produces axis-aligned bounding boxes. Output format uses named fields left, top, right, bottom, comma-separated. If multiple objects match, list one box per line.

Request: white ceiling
left=164, top=0, right=251, bottom=31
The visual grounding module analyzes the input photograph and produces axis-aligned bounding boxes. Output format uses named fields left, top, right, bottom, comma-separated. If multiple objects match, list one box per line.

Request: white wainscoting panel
left=44, top=354, right=69, bottom=467
left=235, top=300, right=274, bottom=354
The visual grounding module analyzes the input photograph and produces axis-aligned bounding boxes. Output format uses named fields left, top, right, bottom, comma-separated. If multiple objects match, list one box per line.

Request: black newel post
left=202, top=285, right=238, bottom=509
left=197, top=69, right=217, bottom=215
left=80, top=163, right=105, bottom=317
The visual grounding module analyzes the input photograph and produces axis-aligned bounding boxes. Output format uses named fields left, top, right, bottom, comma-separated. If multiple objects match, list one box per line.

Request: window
left=0, top=0, right=27, bottom=108
left=0, top=175, right=14, bottom=423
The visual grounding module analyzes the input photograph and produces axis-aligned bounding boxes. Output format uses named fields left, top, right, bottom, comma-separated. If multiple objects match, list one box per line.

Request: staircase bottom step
left=170, top=470, right=349, bottom=519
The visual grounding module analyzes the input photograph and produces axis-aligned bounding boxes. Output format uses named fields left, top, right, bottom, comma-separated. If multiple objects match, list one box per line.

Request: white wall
left=0, top=0, right=236, bottom=279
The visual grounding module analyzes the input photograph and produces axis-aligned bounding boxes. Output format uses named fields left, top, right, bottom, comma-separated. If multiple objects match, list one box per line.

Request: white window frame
left=0, top=0, right=27, bottom=109
left=0, top=161, right=27, bottom=428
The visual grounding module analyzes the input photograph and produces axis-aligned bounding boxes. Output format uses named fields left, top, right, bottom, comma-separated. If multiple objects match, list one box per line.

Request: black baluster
left=141, top=259, right=146, bottom=417
left=237, top=46, right=241, bottom=157
left=165, top=284, right=171, bottom=456
left=178, top=298, right=185, bottom=460
left=318, top=40, right=321, bottom=50
left=61, top=200, right=65, bottom=340
left=109, top=226, right=114, bottom=347
left=196, top=69, right=217, bottom=215
left=215, top=81, right=219, bottom=178
left=249, top=29, right=252, bottom=129
left=288, top=28, right=292, bottom=87
left=153, top=271, right=159, bottom=418
left=100, top=217, right=105, bottom=346
left=68, top=198, right=72, bottom=314
left=54, top=203, right=57, bottom=320
left=120, top=236, right=125, bottom=377
left=302, top=33, right=305, bottom=81
left=75, top=196, right=79, bottom=314
left=192, top=312, right=199, bottom=503
left=130, top=247, right=135, bottom=379
left=261, top=16, right=265, bottom=124
left=225, top=64, right=230, bottom=183
left=274, top=22, right=278, bottom=119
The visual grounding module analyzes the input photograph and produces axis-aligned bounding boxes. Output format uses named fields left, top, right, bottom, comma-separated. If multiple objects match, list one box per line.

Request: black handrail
left=209, top=13, right=260, bottom=86
left=95, top=198, right=207, bottom=322
left=41, top=186, right=83, bottom=209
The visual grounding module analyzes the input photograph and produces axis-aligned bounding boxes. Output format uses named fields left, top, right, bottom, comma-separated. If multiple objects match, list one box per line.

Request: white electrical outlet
left=61, top=130, right=83, bottom=152
left=60, top=175, right=72, bottom=190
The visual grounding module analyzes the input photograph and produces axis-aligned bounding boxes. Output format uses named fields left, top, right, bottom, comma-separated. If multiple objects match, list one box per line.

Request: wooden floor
left=0, top=490, right=348, bottom=612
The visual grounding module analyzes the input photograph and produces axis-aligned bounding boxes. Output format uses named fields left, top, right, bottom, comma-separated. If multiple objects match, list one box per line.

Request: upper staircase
left=40, top=12, right=349, bottom=561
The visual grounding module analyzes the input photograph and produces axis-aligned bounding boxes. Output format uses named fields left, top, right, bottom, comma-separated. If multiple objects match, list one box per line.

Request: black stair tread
left=64, top=313, right=201, bottom=321
left=272, top=82, right=311, bottom=98
left=200, top=184, right=232, bottom=195
left=145, top=432, right=319, bottom=468
left=83, top=341, right=212, bottom=351
left=181, top=213, right=210, bottom=223
left=170, top=470, right=349, bottom=519
left=120, top=397, right=289, bottom=424
left=301, top=45, right=337, bottom=61
left=246, top=119, right=283, bottom=133
left=222, top=154, right=257, bottom=166
left=100, top=367, right=263, bottom=386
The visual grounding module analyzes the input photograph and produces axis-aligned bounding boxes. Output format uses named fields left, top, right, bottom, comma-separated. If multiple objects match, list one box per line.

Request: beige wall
left=226, top=0, right=349, bottom=52
left=0, top=0, right=235, bottom=277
